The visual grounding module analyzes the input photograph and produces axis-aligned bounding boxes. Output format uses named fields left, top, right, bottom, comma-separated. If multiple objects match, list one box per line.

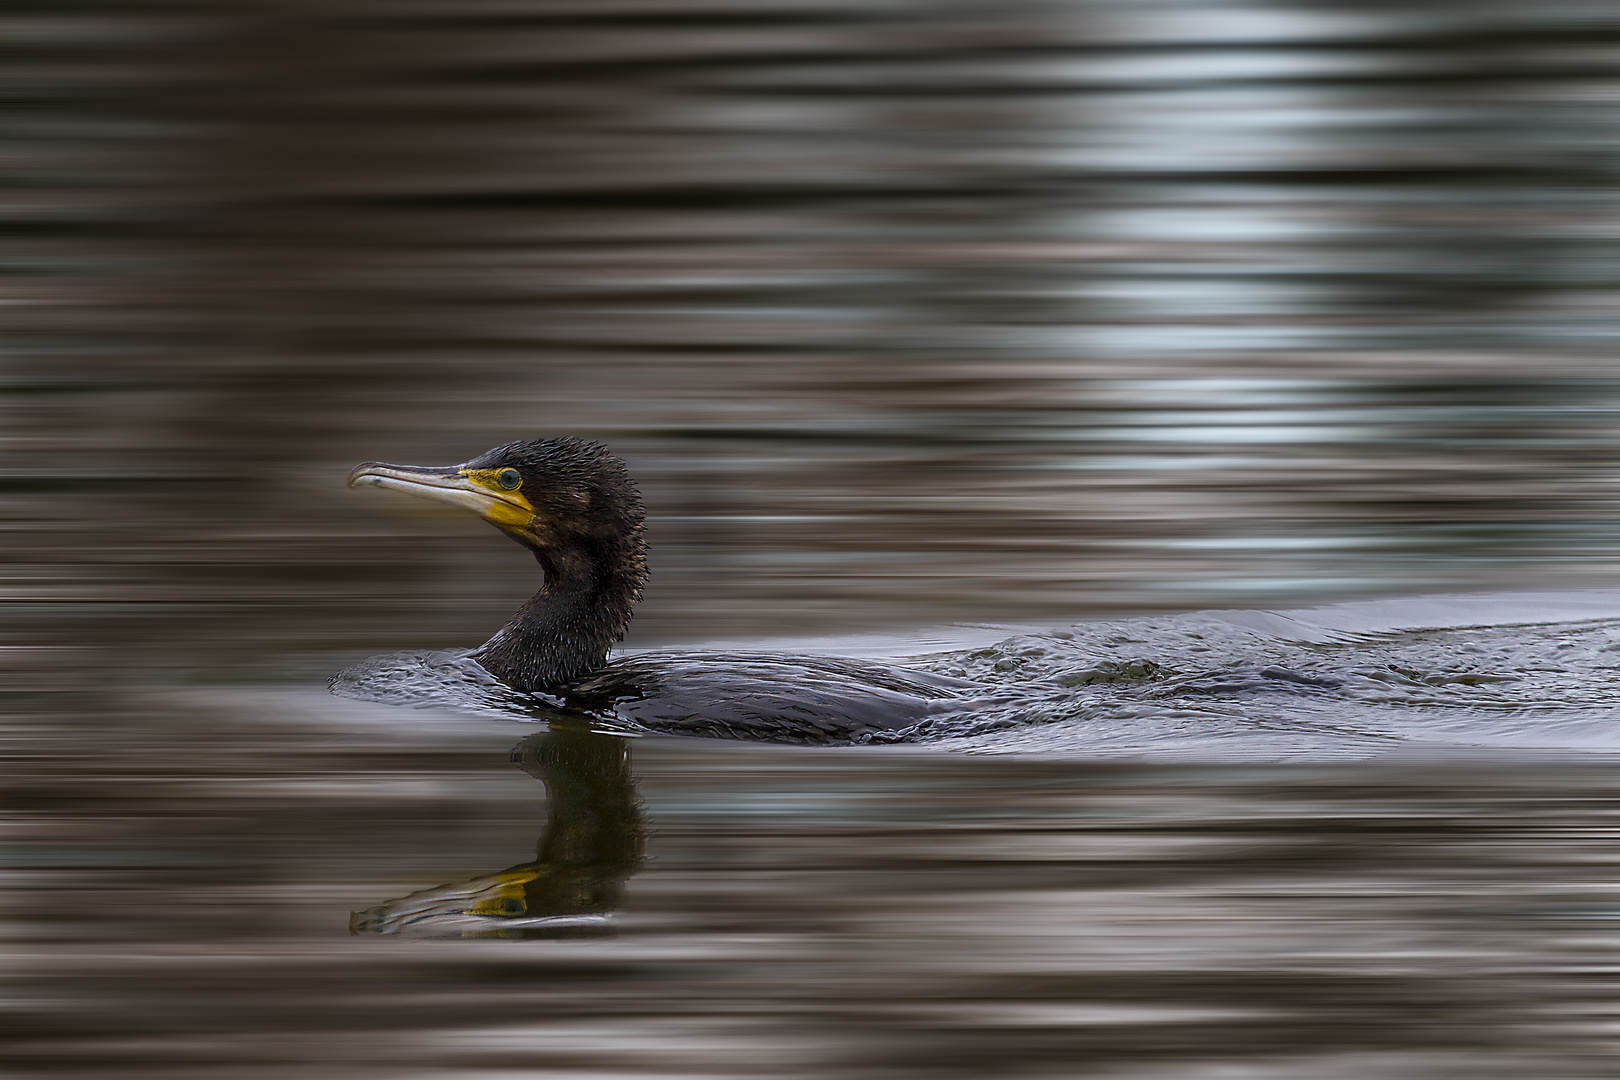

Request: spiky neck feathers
left=472, top=540, right=645, bottom=691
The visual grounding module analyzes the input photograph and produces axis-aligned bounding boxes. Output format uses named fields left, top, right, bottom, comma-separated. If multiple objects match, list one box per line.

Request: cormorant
left=346, top=438, right=970, bottom=743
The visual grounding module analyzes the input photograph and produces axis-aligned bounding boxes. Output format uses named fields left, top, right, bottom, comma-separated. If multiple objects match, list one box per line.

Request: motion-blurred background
left=10, top=0, right=1620, bottom=679
left=12, top=6, right=1620, bottom=1079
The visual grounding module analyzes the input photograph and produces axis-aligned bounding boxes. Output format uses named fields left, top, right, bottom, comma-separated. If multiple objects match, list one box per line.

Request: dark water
left=10, top=667, right=1620, bottom=1077
left=13, top=598, right=1620, bottom=1076
left=10, top=1, right=1620, bottom=1076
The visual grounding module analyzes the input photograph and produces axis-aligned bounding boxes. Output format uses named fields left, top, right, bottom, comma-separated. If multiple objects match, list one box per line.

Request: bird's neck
left=472, top=549, right=643, bottom=692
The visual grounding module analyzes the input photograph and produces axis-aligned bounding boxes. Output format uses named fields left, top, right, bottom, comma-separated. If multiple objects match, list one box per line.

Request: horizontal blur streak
left=9, top=6, right=1620, bottom=1076
left=5, top=1, right=1620, bottom=677
left=5, top=692, right=1620, bottom=1078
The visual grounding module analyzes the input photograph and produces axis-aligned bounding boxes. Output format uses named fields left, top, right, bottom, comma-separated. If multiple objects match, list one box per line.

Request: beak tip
left=347, top=462, right=382, bottom=488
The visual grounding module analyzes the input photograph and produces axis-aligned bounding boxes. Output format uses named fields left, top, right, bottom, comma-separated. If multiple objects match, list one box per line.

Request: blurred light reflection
left=8, top=1, right=1620, bottom=1076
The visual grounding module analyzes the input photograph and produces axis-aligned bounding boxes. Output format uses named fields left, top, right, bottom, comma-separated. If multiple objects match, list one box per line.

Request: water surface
left=9, top=1, right=1620, bottom=1076
left=12, top=594, right=1620, bottom=1077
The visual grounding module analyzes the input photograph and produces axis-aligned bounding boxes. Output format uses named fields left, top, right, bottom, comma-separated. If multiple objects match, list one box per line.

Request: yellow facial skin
left=460, top=468, right=536, bottom=530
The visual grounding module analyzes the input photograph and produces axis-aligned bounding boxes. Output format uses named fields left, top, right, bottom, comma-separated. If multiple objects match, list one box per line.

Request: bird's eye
left=497, top=468, right=522, bottom=491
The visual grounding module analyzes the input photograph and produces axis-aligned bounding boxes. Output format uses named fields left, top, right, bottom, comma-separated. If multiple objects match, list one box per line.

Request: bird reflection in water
left=349, top=724, right=644, bottom=939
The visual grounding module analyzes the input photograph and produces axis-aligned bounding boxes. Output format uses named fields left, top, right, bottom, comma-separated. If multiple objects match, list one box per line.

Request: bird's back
left=560, top=652, right=978, bottom=744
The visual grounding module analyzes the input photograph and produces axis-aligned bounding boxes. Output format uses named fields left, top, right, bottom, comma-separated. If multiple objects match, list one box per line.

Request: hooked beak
left=348, top=462, right=533, bottom=531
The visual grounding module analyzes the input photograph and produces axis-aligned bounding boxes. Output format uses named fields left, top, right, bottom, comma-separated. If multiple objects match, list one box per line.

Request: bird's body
left=344, top=438, right=969, bottom=744
left=560, top=651, right=972, bottom=744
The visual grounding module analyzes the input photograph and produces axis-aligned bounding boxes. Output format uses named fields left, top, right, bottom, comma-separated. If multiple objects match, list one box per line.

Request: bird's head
left=348, top=438, right=646, bottom=581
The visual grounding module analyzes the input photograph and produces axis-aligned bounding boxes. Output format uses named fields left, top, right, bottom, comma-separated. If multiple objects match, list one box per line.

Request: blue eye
left=497, top=468, right=522, bottom=491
